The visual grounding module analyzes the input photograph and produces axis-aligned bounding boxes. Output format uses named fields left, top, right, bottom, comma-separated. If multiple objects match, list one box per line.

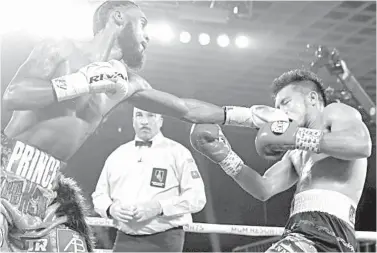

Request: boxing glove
left=106, top=60, right=130, bottom=100
left=255, top=120, right=323, bottom=160
left=190, top=124, right=244, bottom=177
left=223, top=105, right=289, bottom=129
left=52, top=60, right=129, bottom=102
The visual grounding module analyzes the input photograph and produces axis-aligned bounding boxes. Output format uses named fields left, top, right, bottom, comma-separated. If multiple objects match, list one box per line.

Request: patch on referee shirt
left=150, top=168, right=167, bottom=188
left=191, top=170, right=201, bottom=179
left=187, top=158, right=195, bottom=163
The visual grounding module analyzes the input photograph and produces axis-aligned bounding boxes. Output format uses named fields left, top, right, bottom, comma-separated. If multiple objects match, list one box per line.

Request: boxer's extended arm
left=320, top=103, right=372, bottom=160
left=3, top=40, right=67, bottom=110
left=126, top=74, right=223, bottom=123
left=233, top=154, right=298, bottom=201
left=129, top=88, right=225, bottom=124
left=127, top=74, right=288, bottom=125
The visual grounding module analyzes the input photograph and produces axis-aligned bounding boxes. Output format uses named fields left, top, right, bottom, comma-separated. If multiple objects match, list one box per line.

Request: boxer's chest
left=290, top=150, right=329, bottom=179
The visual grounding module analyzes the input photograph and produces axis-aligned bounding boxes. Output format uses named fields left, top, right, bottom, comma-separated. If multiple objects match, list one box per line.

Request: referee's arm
left=92, top=157, right=113, bottom=218
left=159, top=146, right=206, bottom=216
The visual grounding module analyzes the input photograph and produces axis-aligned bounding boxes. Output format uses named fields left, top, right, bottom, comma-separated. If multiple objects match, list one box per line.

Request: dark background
left=1, top=1, right=375, bottom=251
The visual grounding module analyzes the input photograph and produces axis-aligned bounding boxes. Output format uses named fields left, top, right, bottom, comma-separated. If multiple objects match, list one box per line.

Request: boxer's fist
left=255, top=120, right=298, bottom=160
left=190, top=124, right=231, bottom=164
left=250, top=105, right=289, bottom=128
left=224, top=105, right=289, bottom=128
left=84, top=60, right=129, bottom=100
left=52, top=60, right=130, bottom=101
left=105, top=60, right=130, bottom=100
left=255, top=120, right=324, bottom=160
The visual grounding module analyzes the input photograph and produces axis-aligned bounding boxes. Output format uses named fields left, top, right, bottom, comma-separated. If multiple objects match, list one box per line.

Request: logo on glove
left=270, top=121, right=290, bottom=135
left=89, top=72, right=127, bottom=84
left=54, top=78, right=67, bottom=90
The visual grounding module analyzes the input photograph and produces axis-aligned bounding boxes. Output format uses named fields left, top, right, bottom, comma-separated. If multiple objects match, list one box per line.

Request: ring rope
left=86, top=217, right=377, bottom=241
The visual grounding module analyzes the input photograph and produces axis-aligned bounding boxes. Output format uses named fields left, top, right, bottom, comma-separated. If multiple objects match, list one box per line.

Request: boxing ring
left=86, top=217, right=377, bottom=252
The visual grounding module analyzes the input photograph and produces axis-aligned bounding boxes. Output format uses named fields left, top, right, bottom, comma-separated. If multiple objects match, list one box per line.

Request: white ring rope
left=86, top=217, right=377, bottom=241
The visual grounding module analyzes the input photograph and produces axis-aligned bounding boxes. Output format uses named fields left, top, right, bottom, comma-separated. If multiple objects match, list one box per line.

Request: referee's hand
left=109, top=202, right=136, bottom=223
left=134, top=200, right=162, bottom=222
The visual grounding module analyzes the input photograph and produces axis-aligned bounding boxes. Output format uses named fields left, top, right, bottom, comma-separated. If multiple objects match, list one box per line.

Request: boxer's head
left=93, top=1, right=149, bottom=70
left=132, top=108, right=163, bottom=141
left=272, top=69, right=327, bottom=127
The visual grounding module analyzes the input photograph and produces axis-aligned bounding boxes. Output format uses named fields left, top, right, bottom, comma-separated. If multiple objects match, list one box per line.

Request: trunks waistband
left=290, top=189, right=357, bottom=228
left=1, top=132, right=66, bottom=172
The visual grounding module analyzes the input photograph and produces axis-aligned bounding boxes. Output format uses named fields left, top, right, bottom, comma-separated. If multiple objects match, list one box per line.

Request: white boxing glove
left=52, top=60, right=129, bottom=102
left=223, top=105, right=289, bottom=128
left=106, top=60, right=130, bottom=100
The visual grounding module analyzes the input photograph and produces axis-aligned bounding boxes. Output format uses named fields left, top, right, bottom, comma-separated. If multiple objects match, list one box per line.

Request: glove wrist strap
left=223, top=106, right=257, bottom=128
left=295, top=128, right=323, bottom=153
left=52, top=72, right=90, bottom=102
left=218, top=150, right=244, bottom=177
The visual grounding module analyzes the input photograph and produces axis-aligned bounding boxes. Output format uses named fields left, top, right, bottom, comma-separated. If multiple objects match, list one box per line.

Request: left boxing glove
left=190, top=124, right=244, bottom=177
left=106, top=60, right=130, bottom=100
left=223, top=105, right=289, bottom=129
left=255, top=120, right=323, bottom=160
left=51, top=60, right=129, bottom=102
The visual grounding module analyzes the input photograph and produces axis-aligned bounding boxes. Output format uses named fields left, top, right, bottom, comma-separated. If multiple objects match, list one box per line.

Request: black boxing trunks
left=1, top=133, right=64, bottom=221
left=267, top=189, right=357, bottom=252
left=1, top=133, right=92, bottom=252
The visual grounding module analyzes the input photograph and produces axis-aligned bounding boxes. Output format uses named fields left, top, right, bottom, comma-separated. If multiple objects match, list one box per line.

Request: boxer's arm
left=320, top=103, right=372, bottom=160
left=233, top=153, right=298, bottom=201
left=129, top=88, right=225, bottom=124
left=125, top=73, right=226, bottom=124
left=126, top=75, right=288, bottom=126
left=3, top=40, right=68, bottom=110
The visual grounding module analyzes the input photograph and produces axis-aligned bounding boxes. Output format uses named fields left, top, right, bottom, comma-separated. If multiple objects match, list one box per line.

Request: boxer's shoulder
left=31, top=38, right=75, bottom=59
left=323, top=102, right=362, bottom=121
left=20, top=38, right=75, bottom=78
left=128, top=72, right=152, bottom=89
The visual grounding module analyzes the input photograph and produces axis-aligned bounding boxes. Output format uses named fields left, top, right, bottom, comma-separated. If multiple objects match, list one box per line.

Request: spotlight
left=235, top=35, right=249, bottom=48
left=180, top=31, right=191, bottom=43
left=217, top=34, right=230, bottom=48
left=198, top=33, right=210, bottom=46
left=147, top=23, right=174, bottom=43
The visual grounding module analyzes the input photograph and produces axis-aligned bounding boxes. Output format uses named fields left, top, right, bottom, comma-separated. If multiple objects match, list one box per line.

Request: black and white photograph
left=1, top=0, right=376, bottom=252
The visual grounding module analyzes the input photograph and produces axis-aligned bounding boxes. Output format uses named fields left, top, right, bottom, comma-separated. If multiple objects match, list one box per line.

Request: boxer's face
left=118, top=8, right=149, bottom=70
left=133, top=108, right=163, bottom=141
left=275, top=84, right=310, bottom=127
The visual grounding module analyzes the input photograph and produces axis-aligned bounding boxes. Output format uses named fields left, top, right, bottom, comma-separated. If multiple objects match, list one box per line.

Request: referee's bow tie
left=135, top=140, right=152, bottom=147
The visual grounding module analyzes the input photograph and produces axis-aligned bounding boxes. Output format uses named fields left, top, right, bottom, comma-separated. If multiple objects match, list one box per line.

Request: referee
left=92, top=108, right=206, bottom=252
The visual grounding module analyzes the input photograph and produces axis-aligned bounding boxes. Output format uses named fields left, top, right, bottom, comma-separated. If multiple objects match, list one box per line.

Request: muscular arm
left=126, top=73, right=225, bottom=124
left=2, top=40, right=67, bottom=110
left=320, top=103, right=372, bottom=160
left=233, top=153, right=298, bottom=201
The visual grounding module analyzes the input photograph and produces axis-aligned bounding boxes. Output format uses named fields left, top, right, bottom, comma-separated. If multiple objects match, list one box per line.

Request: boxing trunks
left=1, top=133, right=91, bottom=252
left=267, top=189, right=357, bottom=252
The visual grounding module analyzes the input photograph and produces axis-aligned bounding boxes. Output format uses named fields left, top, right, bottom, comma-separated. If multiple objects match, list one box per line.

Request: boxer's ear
left=308, top=91, right=319, bottom=106
left=112, top=10, right=127, bottom=26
